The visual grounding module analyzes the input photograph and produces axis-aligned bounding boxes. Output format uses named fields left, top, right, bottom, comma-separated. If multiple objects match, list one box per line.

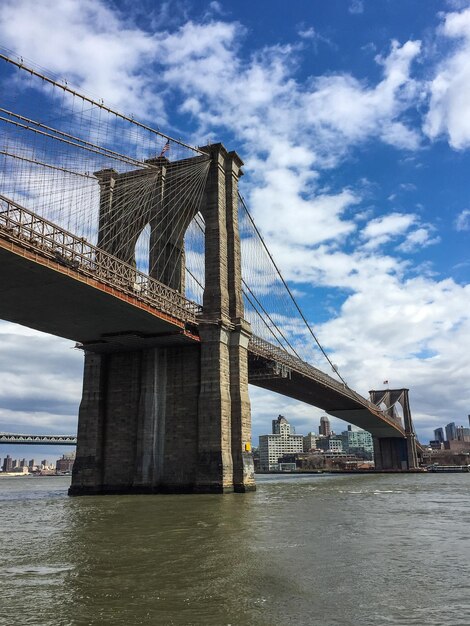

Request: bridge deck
left=248, top=339, right=406, bottom=438
left=0, top=195, right=200, bottom=350
left=0, top=197, right=405, bottom=440
left=0, top=243, right=198, bottom=349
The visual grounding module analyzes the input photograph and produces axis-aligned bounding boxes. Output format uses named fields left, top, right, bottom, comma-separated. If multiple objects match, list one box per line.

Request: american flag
left=159, top=140, right=170, bottom=157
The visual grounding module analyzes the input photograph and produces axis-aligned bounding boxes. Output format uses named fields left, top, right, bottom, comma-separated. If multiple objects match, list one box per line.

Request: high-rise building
left=445, top=422, right=457, bottom=441
left=272, top=415, right=292, bottom=436
left=2, top=455, right=13, bottom=472
left=341, top=425, right=374, bottom=458
left=319, top=416, right=331, bottom=437
left=456, top=426, right=470, bottom=442
left=259, top=416, right=303, bottom=471
left=433, top=428, right=444, bottom=443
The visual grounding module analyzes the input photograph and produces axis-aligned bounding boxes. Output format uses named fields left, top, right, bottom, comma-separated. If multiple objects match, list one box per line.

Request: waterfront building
left=319, top=415, right=331, bottom=437
left=341, top=425, right=374, bottom=459
left=259, top=416, right=303, bottom=471
left=56, top=452, right=76, bottom=473
left=434, top=428, right=444, bottom=443
left=444, top=439, right=470, bottom=453
left=329, top=437, right=343, bottom=452
left=456, top=426, right=470, bottom=442
left=316, top=435, right=343, bottom=453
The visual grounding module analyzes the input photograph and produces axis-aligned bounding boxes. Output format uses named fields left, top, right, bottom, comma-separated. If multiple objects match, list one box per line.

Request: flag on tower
left=159, top=140, right=170, bottom=157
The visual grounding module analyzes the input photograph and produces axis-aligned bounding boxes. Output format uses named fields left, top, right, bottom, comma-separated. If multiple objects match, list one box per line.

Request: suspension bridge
left=0, top=51, right=419, bottom=494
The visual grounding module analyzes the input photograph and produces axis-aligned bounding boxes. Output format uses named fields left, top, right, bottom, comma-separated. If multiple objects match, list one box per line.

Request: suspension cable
left=238, top=193, right=349, bottom=387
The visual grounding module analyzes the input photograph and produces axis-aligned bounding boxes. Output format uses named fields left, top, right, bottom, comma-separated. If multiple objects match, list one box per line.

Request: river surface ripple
left=0, top=473, right=469, bottom=625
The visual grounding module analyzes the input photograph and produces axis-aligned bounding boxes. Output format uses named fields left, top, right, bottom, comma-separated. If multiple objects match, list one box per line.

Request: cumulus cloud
left=301, top=42, right=422, bottom=153
left=318, top=276, right=470, bottom=429
left=0, top=0, right=164, bottom=120
left=424, top=5, right=470, bottom=148
left=397, top=227, right=440, bottom=253
left=359, top=212, right=439, bottom=252
left=361, top=212, right=416, bottom=249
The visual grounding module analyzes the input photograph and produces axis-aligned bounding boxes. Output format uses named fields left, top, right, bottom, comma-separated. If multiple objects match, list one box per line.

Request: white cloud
left=297, top=25, right=335, bottom=52
left=318, top=276, right=470, bottom=429
left=298, top=26, right=316, bottom=40
left=359, top=212, right=439, bottom=252
left=299, top=40, right=422, bottom=156
left=252, top=181, right=359, bottom=248
left=0, top=0, right=164, bottom=119
left=0, top=322, right=82, bottom=432
left=397, top=227, right=440, bottom=253
left=424, top=6, right=470, bottom=148
left=362, top=212, right=416, bottom=248
left=349, top=0, right=364, bottom=15
left=454, top=208, right=470, bottom=230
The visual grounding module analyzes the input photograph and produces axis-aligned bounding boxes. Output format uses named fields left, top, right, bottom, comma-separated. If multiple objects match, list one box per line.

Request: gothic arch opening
left=184, top=212, right=205, bottom=306
left=135, top=223, right=151, bottom=276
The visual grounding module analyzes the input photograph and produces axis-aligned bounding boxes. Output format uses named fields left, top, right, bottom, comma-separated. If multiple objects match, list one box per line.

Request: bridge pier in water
left=370, top=388, right=419, bottom=470
left=70, top=144, right=255, bottom=495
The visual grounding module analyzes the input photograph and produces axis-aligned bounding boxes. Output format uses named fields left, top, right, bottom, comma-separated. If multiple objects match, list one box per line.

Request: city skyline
left=0, top=0, right=469, bottom=444
left=258, top=414, right=374, bottom=471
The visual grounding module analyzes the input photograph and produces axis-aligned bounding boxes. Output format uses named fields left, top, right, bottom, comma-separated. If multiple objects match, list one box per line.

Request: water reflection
left=60, top=490, right=267, bottom=625
left=1, top=474, right=469, bottom=625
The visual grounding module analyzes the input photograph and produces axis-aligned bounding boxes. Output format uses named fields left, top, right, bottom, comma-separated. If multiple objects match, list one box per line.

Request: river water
left=0, top=473, right=469, bottom=626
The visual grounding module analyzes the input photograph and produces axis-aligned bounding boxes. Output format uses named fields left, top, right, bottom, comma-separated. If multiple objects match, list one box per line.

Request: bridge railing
left=0, top=195, right=202, bottom=323
left=249, top=334, right=355, bottom=393
left=249, top=335, right=402, bottom=428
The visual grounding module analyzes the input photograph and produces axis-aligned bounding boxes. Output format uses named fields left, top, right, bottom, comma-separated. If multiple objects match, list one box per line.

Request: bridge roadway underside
left=0, top=243, right=197, bottom=350
left=248, top=358, right=404, bottom=440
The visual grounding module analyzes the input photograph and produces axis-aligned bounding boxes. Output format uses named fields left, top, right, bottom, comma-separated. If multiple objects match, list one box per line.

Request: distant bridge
left=0, top=433, right=77, bottom=446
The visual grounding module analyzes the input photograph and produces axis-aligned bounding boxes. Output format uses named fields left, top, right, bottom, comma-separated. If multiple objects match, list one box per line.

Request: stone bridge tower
left=369, top=388, right=419, bottom=470
left=70, top=144, right=255, bottom=495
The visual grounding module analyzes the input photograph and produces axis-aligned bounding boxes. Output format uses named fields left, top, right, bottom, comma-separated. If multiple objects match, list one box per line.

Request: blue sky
left=0, top=0, right=470, bottom=462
